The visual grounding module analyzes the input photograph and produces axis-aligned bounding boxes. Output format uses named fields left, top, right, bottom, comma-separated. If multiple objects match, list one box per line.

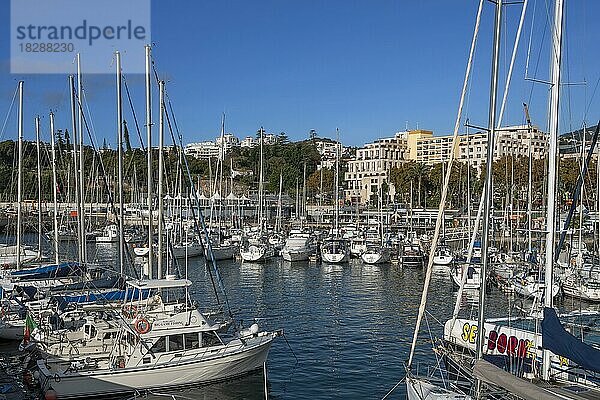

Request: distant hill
left=559, top=124, right=598, bottom=154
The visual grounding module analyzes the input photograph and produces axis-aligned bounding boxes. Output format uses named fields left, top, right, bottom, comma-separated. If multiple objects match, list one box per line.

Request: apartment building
left=184, top=141, right=220, bottom=159
left=344, top=125, right=548, bottom=204
left=215, top=133, right=240, bottom=154
left=344, top=131, right=409, bottom=204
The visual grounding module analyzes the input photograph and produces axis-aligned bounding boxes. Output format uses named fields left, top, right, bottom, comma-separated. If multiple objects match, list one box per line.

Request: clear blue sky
left=1, top=1, right=599, bottom=147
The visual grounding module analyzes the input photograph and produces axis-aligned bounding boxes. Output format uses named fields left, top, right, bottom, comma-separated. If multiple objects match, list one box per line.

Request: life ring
left=134, top=318, right=151, bottom=335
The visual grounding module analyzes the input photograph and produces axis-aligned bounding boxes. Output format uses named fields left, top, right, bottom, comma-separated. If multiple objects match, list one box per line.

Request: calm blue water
left=6, top=236, right=513, bottom=400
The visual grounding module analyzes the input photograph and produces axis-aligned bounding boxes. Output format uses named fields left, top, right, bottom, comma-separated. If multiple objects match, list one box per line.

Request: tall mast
left=543, top=0, right=564, bottom=380
left=116, top=51, right=125, bottom=275
left=218, top=113, right=225, bottom=233
left=16, top=81, right=23, bottom=270
left=258, top=127, right=264, bottom=231
left=50, top=112, right=60, bottom=264
left=319, top=166, right=323, bottom=224
left=475, top=0, right=502, bottom=386
left=77, top=54, right=87, bottom=264
left=302, top=162, right=307, bottom=221
left=523, top=103, right=533, bottom=254
left=157, top=80, right=165, bottom=279
left=145, top=44, right=154, bottom=277
left=276, top=172, right=283, bottom=232
left=69, top=75, right=82, bottom=265
left=335, top=128, right=340, bottom=234
left=35, top=116, right=42, bottom=259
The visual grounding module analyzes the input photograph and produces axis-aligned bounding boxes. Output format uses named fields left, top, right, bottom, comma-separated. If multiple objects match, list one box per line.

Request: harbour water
left=0, top=237, right=509, bottom=400
left=0, top=237, right=515, bottom=400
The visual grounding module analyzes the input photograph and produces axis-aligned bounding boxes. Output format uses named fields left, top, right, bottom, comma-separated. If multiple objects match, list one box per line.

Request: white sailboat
left=240, top=127, right=275, bottom=263
left=361, top=187, right=390, bottom=265
left=321, top=128, right=350, bottom=264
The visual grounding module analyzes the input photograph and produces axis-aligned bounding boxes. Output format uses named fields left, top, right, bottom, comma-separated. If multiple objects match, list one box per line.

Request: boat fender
left=123, top=305, right=138, bottom=319
left=45, top=389, right=58, bottom=400
left=134, top=318, right=151, bottom=334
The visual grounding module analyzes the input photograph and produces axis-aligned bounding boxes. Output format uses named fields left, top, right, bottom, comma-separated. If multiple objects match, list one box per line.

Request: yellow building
left=406, top=129, right=433, bottom=160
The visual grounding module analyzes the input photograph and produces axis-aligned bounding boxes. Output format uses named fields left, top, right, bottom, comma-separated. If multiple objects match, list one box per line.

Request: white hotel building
left=345, top=125, right=548, bottom=204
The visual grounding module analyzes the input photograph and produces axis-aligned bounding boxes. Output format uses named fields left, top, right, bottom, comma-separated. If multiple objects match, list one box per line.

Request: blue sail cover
left=54, top=288, right=152, bottom=310
left=50, top=276, right=125, bottom=292
left=542, top=307, right=600, bottom=373
left=10, top=262, right=84, bottom=281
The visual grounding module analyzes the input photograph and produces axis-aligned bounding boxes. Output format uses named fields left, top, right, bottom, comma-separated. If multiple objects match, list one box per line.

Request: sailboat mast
left=77, top=54, right=87, bottom=264
left=50, top=112, right=60, bottom=264
left=578, top=126, right=585, bottom=254
left=302, top=162, right=307, bottom=221
left=157, top=80, right=165, bottom=279
left=116, top=51, right=125, bottom=275
left=145, top=45, right=154, bottom=277
left=475, top=0, right=502, bottom=378
left=335, top=128, right=340, bottom=234
left=524, top=103, right=533, bottom=254
left=35, top=116, right=42, bottom=259
left=543, top=0, right=564, bottom=380
left=218, top=113, right=225, bottom=234
left=16, top=81, right=23, bottom=270
left=69, top=75, right=82, bottom=265
left=258, top=127, right=264, bottom=230
left=277, top=172, right=283, bottom=232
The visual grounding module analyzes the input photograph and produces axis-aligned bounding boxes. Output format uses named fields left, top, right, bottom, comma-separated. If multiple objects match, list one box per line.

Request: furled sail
left=542, top=307, right=600, bottom=373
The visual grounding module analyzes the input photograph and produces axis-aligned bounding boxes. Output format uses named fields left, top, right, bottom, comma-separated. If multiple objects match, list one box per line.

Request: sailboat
left=0, top=81, right=38, bottom=269
left=321, top=129, right=350, bottom=264
left=442, top=1, right=600, bottom=398
left=361, top=187, right=391, bottom=265
left=240, top=127, right=275, bottom=262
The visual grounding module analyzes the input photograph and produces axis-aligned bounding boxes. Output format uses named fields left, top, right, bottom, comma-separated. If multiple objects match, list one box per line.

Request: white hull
left=406, top=376, right=471, bottom=400
left=133, top=246, right=151, bottom=257
left=321, top=251, right=349, bottom=264
left=509, top=278, right=560, bottom=300
left=171, top=243, right=204, bottom=259
left=360, top=248, right=390, bottom=265
left=240, top=245, right=274, bottom=262
left=433, top=255, right=453, bottom=266
left=40, top=337, right=274, bottom=399
left=208, top=245, right=237, bottom=261
left=281, top=247, right=313, bottom=262
left=562, top=283, right=600, bottom=302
